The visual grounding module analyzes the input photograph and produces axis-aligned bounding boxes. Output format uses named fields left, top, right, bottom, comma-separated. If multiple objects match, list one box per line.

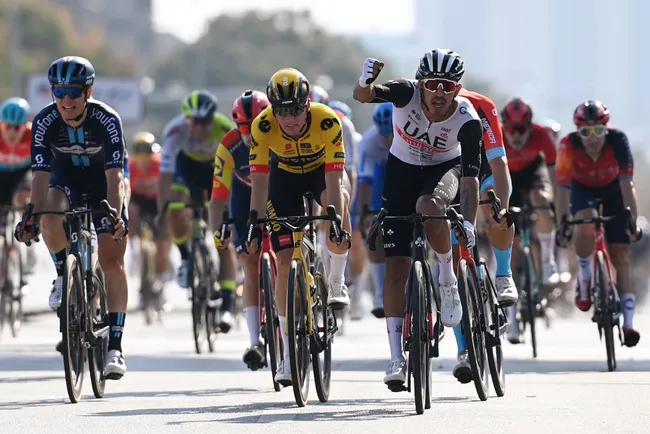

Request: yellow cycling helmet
left=266, top=68, right=310, bottom=108
left=132, top=131, right=160, bottom=154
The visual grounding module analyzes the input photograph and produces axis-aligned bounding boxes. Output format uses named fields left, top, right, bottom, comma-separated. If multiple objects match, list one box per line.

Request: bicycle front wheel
left=190, top=243, right=207, bottom=354
left=311, top=256, right=332, bottom=403
left=482, top=261, right=506, bottom=397
left=88, top=254, right=108, bottom=398
left=6, top=242, right=23, bottom=337
left=61, top=254, right=86, bottom=403
left=595, top=251, right=616, bottom=372
left=458, top=259, right=489, bottom=401
left=409, top=261, right=428, bottom=415
left=261, top=253, right=282, bottom=391
left=287, top=259, right=311, bottom=407
left=522, top=249, right=538, bottom=358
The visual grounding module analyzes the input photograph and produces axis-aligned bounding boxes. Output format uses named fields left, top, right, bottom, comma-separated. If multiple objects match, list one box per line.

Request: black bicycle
left=163, top=201, right=220, bottom=354
left=509, top=198, right=551, bottom=358
left=0, top=205, right=27, bottom=339
left=561, top=202, right=636, bottom=371
left=246, top=196, right=340, bottom=407
left=367, top=209, right=463, bottom=414
left=18, top=195, right=115, bottom=403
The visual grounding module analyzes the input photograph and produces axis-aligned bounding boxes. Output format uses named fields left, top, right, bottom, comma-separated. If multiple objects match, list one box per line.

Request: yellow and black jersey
left=249, top=102, right=346, bottom=174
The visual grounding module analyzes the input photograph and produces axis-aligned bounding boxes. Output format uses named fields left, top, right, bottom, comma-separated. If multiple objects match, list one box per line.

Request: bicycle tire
left=522, top=249, right=538, bottom=358
left=88, top=254, right=108, bottom=398
left=197, top=243, right=218, bottom=354
left=458, top=259, right=489, bottom=401
left=287, top=260, right=311, bottom=407
left=596, top=251, right=616, bottom=372
left=312, top=257, right=332, bottom=403
left=0, top=238, right=9, bottom=339
left=482, top=261, right=506, bottom=397
left=7, top=242, right=23, bottom=337
left=422, top=260, right=436, bottom=410
left=262, top=253, right=282, bottom=391
left=409, top=261, right=427, bottom=415
left=189, top=242, right=208, bottom=354
left=61, top=254, right=86, bottom=403
left=140, top=243, right=155, bottom=326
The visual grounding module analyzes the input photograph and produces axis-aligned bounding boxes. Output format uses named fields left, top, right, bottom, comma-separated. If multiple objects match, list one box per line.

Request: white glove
left=358, top=58, right=382, bottom=88
left=463, top=220, right=476, bottom=249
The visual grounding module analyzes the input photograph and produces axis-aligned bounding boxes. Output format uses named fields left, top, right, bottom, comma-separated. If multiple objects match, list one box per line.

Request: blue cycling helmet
left=0, top=98, right=30, bottom=126
left=329, top=100, right=352, bottom=119
left=47, top=56, right=95, bottom=87
left=373, top=103, right=393, bottom=137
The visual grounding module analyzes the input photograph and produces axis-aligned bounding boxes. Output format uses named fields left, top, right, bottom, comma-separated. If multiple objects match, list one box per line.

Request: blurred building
left=413, top=0, right=648, bottom=143
left=51, top=0, right=154, bottom=74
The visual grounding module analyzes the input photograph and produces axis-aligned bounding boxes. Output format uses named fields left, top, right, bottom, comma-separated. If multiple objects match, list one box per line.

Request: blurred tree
left=153, top=10, right=395, bottom=89
left=0, top=0, right=132, bottom=98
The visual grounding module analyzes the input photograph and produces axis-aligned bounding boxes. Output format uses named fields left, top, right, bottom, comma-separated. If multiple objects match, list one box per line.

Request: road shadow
left=0, top=375, right=61, bottom=384
left=505, top=358, right=650, bottom=375
left=87, top=395, right=460, bottom=423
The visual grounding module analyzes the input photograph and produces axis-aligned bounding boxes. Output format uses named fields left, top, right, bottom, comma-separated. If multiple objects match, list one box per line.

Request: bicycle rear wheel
left=482, top=261, right=506, bottom=397
left=458, top=259, right=489, bottom=401
left=261, top=253, right=282, bottom=391
left=61, top=254, right=86, bottom=403
left=312, top=257, right=333, bottom=403
left=409, top=261, right=428, bottom=415
left=190, top=243, right=207, bottom=354
left=140, top=234, right=157, bottom=326
left=88, top=254, right=108, bottom=398
left=6, top=243, right=23, bottom=337
left=595, top=251, right=616, bottom=372
left=198, top=243, right=218, bottom=354
left=522, top=249, right=538, bottom=358
left=287, top=260, right=311, bottom=407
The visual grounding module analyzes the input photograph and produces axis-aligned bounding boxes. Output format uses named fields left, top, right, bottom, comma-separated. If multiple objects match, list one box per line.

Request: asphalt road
left=2, top=242, right=649, bottom=433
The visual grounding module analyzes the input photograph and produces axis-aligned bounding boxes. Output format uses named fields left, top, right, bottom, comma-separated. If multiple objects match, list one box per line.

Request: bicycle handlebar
left=245, top=206, right=342, bottom=245
left=366, top=207, right=466, bottom=252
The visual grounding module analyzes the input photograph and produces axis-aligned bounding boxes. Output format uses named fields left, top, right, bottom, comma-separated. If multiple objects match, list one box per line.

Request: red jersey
left=504, top=123, right=557, bottom=172
left=129, top=153, right=161, bottom=198
left=0, top=122, right=32, bottom=171
left=458, top=89, right=506, bottom=163
left=556, top=128, right=633, bottom=188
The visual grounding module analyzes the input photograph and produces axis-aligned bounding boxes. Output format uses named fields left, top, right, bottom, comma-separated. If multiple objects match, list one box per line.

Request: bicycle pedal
left=386, top=381, right=407, bottom=393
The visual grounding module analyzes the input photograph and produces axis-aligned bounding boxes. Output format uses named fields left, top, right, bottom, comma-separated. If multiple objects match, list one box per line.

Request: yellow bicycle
left=247, top=196, right=342, bottom=407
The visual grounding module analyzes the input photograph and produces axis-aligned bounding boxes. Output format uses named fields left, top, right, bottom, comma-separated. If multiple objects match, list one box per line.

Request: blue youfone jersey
left=358, top=125, right=390, bottom=210
left=31, top=100, right=125, bottom=174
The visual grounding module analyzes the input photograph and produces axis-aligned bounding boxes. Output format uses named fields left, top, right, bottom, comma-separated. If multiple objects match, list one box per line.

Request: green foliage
left=154, top=10, right=394, bottom=88
left=0, top=0, right=131, bottom=98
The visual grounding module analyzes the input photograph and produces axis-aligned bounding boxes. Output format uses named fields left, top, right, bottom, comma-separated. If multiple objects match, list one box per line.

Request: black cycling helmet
left=415, top=49, right=465, bottom=82
left=48, top=56, right=95, bottom=87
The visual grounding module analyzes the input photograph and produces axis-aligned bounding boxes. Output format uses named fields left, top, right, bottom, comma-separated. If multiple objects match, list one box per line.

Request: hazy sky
left=152, top=0, right=414, bottom=42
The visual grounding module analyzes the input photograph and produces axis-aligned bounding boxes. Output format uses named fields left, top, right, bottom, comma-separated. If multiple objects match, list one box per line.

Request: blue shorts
left=569, top=180, right=628, bottom=245
left=50, top=168, right=129, bottom=236
left=451, top=175, right=512, bottom=245
left=172, top=152, right=213, bottom=204
left=229, top=181, right=252, bottom=255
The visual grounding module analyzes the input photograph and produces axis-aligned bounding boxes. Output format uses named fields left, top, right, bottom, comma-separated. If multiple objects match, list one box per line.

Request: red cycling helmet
left=309, top=85, right=330, bottom=105
left=501, top=98, right=533, bottom=125
left=231, top=90, right=270, bottom=135
left=573, top=100, right=610, bottom=126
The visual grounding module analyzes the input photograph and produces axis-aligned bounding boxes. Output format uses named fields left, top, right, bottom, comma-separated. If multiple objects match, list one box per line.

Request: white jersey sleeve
left=340, top=115, right=359, bottom=170
left=160, top=115, right=187, bottom=174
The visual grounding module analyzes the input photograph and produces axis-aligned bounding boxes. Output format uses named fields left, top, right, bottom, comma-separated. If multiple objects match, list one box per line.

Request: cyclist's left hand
left=112, top=218, right=126, bottom=240
left=627, top=226, right=643, bottom=243
left=489, top=208, right=509, bottom=231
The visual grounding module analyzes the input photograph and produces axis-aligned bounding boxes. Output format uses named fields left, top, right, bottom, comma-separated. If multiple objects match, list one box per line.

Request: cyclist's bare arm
left=209, top=198, right=227, bottom=232
left=30, top=171, right=50, bottom=212
left=620, top=180, right=638, bottom=221
left=250, top=173, right=269, bottom=219
left=488, top=157, right=511, bottom=208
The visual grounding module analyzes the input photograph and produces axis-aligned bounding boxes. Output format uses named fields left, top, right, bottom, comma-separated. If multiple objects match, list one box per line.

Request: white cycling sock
left=538, top=231, right=556, bottom=263
left=435, top=249, right=455, bottom=286
left=328, top=250, right=348, bottom=284
left=386, top=317, right=404, bottom=360
left=621, top=293, right=636, bottom=329
left=369, top=261, right=386, bottom=301
left=243, top=306, right=260, bottom=346
left=278, top=315, right=290, bottom=359
left=577, top=254, right=593, bottom=300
